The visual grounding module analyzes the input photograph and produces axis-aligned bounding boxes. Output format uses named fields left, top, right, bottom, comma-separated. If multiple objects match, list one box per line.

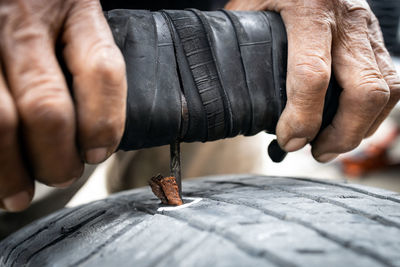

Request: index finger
left=62, top=0, right=127, bottom=164
left=275, top=8, right=333, bottom=152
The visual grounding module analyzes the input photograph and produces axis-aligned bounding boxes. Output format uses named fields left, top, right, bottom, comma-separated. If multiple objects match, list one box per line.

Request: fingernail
left=85, top=148, right=109, bottom=164
left=3, top=191, right=31, bottom=212
left=317, top=153, right=339, bottom=163
left=51, top=178, right=77, bottom=188
left=283, top=137, right=307, bottom=152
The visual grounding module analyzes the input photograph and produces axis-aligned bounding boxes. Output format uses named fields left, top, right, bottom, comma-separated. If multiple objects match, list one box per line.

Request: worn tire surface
left=1, top=175, right=400, bottom=267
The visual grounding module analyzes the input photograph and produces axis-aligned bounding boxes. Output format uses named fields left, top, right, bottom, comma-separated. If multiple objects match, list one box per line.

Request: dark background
left=99, top=0, right=228, bottom=11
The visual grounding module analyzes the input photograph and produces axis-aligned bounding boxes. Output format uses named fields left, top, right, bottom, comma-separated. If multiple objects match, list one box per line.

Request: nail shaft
left=170, top=140, right=182, bottom=197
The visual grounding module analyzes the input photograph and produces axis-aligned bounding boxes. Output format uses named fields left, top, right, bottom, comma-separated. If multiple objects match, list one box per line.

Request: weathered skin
left=0, top=0, right=126, bottom=211
left=226, top=0, right=400, bottom=161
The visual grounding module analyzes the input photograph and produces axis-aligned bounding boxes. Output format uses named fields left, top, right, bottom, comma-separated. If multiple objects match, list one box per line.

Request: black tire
left=1, top=175, right=400, bottom=267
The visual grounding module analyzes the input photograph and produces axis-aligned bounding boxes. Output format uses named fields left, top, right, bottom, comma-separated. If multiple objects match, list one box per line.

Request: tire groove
left=153, top=234, right=210, bottom=267
left=3, top=206, right=84, bottom=264
left=204, top=195, right=393, bottom=267
left=146, top=236, right=187, bottom=267
left=285, top=177, right=400, bottom=204
left=202, top=180, right=396, bottom=267
left=156, top=209, right=298, bottom=267
left=20, top=210, right=107, bottom=266
left=275, top=186, right=400, bottom=229
left=210, top=180, right=400, bottom=229
left=71, top=212, right=149, bottom=266
left=73, top=205, right=208, bottom=267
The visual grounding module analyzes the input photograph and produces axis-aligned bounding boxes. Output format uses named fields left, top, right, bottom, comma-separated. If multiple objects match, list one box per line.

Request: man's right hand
left=0, top=0, right=127, bottom=212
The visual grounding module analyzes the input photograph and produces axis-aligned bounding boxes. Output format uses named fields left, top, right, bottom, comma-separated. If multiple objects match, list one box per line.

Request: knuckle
left=358, top=79, right=390, bottom=107
left=19, top=90, right=72, bottom=131
left=16, top=67, right=66, bottom=98
left=366, top=88, right=390, bottom=107
left=71, top=0, right=99, bottom=10
left=352, top=69, right=390, bottom=101
left=349, top=8, right=371, bottom=22
left=89, top=44, right=126, bottom=86
left=342, top=0, right=372, bottom=21
left=386, top=72, right=400, bottom=100
left=293, top=57, right=330, bottom=90
left=289, top=89, right=325, bottom=115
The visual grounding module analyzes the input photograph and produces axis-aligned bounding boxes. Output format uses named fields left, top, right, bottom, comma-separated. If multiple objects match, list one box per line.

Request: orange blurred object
left=341, top=127, right=400, bottom=177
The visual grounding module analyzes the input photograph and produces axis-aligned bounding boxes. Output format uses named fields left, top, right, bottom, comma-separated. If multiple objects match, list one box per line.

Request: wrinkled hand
left=0, top=0, right=126, bottom=211
left=226, top=0, right=400, bottom=162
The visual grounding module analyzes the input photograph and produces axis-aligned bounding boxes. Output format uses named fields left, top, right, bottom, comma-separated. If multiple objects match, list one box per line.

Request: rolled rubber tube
left=104, top=9, right=341, bottom=152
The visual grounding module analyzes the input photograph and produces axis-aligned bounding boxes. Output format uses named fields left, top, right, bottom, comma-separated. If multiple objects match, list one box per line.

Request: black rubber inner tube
left=104, top=10, right=341, bottom=151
